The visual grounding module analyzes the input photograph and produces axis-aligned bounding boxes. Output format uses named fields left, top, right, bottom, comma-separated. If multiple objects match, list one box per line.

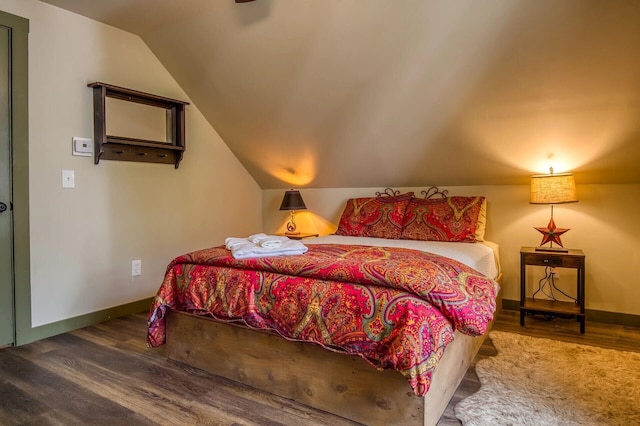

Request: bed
left=147, top=188, right=501, bottom=426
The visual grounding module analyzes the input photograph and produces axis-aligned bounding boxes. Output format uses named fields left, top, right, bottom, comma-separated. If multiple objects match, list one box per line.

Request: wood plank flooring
left=0, top=310, right=638, bottom=425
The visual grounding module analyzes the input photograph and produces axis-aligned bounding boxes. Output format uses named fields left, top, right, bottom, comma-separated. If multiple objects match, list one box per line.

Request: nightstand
left=520, top=247, right=586, bottom=333
left=276, top=233, right=319, bottom=240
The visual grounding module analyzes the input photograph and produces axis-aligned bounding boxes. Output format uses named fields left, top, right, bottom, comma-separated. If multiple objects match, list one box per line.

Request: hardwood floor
left=0, top=310, right=638, bottom=425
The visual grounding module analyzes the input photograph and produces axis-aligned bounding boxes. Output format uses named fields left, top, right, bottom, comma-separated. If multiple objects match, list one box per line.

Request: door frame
left=0, top=10, right=29, bottom=346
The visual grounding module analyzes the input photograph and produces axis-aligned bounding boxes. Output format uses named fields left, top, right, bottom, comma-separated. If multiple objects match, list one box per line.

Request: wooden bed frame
left=160, top=187, right=500, bottom=424
left=165, top=284, right=502, bottom=426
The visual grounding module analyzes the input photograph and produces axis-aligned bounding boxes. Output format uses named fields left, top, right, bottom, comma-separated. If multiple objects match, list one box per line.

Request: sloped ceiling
left=39, top=0, right=640, bottom=188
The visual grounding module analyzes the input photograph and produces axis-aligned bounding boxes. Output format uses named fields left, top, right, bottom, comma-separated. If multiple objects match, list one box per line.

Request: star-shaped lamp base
left=534, top=217, right=570, bottom=252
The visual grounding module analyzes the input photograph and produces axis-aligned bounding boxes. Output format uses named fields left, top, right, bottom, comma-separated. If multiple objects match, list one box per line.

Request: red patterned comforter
left=147, top=244, right=499, bottom=396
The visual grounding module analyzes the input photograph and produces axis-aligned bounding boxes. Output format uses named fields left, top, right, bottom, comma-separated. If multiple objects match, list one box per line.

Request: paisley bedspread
left=147, top=244, right=499, bottom=396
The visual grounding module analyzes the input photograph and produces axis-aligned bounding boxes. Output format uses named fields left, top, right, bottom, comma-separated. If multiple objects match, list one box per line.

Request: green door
left=0, top=24, right=14, bottom=346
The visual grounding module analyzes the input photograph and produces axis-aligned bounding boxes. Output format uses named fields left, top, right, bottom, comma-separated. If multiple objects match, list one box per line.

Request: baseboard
left=502, top=299, right=640, bottom=328
left=585, top=310, right=640, bottom=329
left=501, top=299, right=518, bottom=312
left=16, top=297, right=154, bottom=346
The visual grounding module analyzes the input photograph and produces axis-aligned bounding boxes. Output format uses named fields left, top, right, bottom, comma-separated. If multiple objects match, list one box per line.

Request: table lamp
left=530, top=167, right=578, bottom=252
left=279, top=189, right=307, bottom=235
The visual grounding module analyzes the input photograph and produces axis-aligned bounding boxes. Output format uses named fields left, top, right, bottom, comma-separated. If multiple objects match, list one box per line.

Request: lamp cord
left=532, top=266, right=578, bottom=304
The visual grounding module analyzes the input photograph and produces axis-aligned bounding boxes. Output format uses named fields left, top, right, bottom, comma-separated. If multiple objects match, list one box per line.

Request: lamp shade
left=279, top=190, right=307, bottom=211
left=530, top=173, right=578, bottom=205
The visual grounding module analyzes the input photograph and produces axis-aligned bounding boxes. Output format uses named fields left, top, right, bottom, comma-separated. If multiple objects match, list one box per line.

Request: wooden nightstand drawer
left=521, top=248, right=585, bottom=269
left=524, top=253, right=564, bottom=267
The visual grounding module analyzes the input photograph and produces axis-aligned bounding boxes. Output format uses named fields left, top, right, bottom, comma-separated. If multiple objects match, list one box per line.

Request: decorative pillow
left=474, top=198, right=487, bottom=242
left=400, top=196, right=485, bottom=242
left=335, top=193, right=414, bottom=239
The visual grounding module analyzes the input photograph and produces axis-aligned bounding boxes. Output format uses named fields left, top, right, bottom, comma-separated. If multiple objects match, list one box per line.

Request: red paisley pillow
left=335, top=193, right=414, bottom=239
left=400, top=196, right=485, bottom=242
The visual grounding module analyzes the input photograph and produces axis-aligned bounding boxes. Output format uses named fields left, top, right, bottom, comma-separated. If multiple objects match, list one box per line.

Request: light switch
left=62, top=169, right=75, bottom=188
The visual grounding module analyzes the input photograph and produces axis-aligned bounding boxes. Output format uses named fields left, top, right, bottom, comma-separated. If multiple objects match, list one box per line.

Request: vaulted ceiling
left=39, top=0, right=640, bottom=188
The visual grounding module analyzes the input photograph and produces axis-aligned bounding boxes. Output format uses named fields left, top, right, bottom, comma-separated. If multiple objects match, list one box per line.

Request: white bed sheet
left=305, top=235, right=500, bottom=280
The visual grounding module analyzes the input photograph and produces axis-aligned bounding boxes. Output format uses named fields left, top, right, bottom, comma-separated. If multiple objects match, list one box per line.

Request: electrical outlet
left=551, top=267, right=560, bottom=279
left=62, top=169, right=75, bottom=188
left=131, top=259, right=142, bottom=277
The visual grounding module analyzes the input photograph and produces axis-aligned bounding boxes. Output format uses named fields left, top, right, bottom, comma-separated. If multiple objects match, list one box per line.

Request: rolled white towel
left=259, top=238, right=284, bottom=249
left=224, top=234, right=291, bottom=250
left=247, top=233, right=269, bottom=244
left=248, top=233, right=290, bottom=248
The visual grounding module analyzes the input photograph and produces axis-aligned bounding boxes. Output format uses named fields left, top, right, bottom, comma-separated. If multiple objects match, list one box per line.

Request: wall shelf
left=88, top=82, right=189, bottom=168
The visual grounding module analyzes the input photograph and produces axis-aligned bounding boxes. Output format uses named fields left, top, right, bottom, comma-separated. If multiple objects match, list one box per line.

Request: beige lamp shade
left=530, top=173, right=578, bottom=204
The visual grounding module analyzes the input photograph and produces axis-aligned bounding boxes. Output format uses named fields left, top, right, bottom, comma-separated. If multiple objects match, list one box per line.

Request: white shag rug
left=455, top=331, right=640, bottom=426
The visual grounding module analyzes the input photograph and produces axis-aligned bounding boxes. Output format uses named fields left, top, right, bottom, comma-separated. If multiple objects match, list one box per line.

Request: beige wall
left=263, top=184, right=640, bottom=317
left=0, top=0, right=262, bottom=327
